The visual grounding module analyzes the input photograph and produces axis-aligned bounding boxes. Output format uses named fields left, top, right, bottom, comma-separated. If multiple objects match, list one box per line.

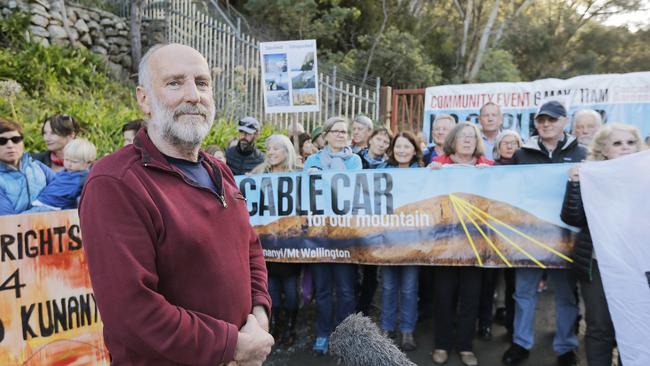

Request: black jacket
left=560, top=181, right=593, bottom=281
left=32, top=151, right=53, bottom=168
left=225, top=145, right=265, bottom=176
left=513, top=134, right=587, bottom=165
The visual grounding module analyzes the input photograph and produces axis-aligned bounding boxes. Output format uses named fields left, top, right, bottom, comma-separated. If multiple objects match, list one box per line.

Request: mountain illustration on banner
left=256, top=193, right=574, bottom=268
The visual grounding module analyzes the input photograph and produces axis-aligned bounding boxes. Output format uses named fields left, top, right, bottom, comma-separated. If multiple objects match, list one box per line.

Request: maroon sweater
left=79, top=130, right=270, bottom=365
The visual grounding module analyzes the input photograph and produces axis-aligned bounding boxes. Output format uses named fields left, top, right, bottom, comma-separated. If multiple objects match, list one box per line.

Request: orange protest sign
left=0, top=210, right=109, bottom=365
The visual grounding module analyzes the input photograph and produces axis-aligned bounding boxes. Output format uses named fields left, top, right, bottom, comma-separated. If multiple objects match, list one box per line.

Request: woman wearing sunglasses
left=0, top=117, right=55, bottom=215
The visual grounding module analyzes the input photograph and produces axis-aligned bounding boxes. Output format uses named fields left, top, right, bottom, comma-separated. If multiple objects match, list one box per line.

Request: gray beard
left=149, top=96, right=216, bottom=148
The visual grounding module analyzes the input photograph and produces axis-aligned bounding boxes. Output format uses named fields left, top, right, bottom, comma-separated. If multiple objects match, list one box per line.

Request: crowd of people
left=200, top=101, right=644, bottom=366
left=1, top=52, right=647, bottom=365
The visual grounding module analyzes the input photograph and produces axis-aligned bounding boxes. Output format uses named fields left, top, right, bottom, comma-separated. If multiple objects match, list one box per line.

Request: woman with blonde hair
left=561, top=123, right=645, bottom=366
left=252, top=134, right=299, bottom=174
left=252, top=134, right=301, bottom=347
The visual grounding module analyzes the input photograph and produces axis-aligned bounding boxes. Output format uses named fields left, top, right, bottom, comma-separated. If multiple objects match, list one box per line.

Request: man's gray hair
left=352, top=115, right=373, bottom=130
left=138, top=43, right=168, bottom=90
left=573, top=109, right=602, bottom=126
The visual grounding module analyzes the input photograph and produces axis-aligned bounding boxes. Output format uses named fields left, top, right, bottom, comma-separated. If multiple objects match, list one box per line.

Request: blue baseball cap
left=535, top=101, right=567, bottom=119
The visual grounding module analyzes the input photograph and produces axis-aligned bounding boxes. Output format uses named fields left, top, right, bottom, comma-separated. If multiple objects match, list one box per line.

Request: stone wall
left=0, top=0, right=165, bottom=79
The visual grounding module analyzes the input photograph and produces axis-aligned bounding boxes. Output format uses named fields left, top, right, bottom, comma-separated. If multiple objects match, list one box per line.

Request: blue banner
left=236, top=164, right=577, bottom=268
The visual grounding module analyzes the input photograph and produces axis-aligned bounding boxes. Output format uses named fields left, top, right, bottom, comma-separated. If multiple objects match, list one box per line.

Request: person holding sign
left=252, top=134, right=302, bottom=347
left=0, top=117, right=55, bottom=216
left=303, top=116, right=362, bottom=354
left=79, top=44, right=273, bottom=366
left=561, top=123, right=645, bottom=366
left=356, top=127, right=393, bottom=317
left=377, top=131, right=422, bottom=351
left=430, top=122, right=492, bottom=366
left=503, top=100, right=587, bottom=366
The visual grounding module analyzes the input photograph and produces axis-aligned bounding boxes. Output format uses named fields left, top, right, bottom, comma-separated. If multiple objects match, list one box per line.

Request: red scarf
left=50, top=152, right=64, bottom=167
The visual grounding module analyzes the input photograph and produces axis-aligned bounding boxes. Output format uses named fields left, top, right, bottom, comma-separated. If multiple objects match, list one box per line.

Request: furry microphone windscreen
left=328, top=313, right=417, bottom=366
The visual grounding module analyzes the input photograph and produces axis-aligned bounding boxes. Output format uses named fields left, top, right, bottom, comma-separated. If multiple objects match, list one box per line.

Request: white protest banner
left=423, top=72, right=650, bottom=140
left=580, top=150, right=650, bottom=366
left=260, top=40, right=319, bottom=113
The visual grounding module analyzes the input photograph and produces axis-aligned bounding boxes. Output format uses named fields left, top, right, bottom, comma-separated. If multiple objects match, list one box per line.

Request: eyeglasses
left=535, top=117, right=560, bottom=125
left=501, top=141, right=519, bottom=148
left=457, top=133, right=476, bottom=139
left=0, top=136, right=23, bottom=145
left=328, top=129, right=347, bottom=136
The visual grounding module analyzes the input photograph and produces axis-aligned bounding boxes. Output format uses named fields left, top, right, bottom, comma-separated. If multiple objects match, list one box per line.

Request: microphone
left=329, top=313, right=416, bottom=366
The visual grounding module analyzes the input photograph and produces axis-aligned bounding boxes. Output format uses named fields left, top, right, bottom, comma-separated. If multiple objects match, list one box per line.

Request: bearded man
left=225, top=116, right=264, bottom=176
left=79, top=44, right=273, bottom=366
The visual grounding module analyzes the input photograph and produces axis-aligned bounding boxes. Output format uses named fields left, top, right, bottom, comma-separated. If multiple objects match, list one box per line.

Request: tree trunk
left=455, top=0, right=473, bottom=82
left=362, top=0, right=389, bottom=85
left=467, top=0, right=500, bottom=82
left=130, top=0, right=144, bottom=75
left=492, top=0, right=534, bottom=48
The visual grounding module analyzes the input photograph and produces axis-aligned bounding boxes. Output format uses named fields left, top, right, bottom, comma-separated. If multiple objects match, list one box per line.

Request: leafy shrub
left=0, top=12, right=141, bottom=155
left=0, top=11, right=283, bottom=156
left=203, top=119, right=282, bottom=151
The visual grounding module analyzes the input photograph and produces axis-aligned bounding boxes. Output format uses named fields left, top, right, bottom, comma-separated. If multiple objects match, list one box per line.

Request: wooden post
left=380, top=86, right=392, bottom=129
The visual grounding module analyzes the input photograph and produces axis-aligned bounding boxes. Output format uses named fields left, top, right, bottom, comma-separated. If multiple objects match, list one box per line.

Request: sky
left=601, top=0, right=650, bottom=30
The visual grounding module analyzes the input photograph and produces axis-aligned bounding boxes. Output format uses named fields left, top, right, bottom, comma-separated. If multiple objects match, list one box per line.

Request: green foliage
left=236, top=0, right=649, bottom=86
left=202, top=119, right=284, bottom=152
left=0, top=10, right=30, bottom=48
left=352, top=27, right=443, bottom=88
left=477, top=49, right=521, bottom=83
left=243, top=0, right=360, bottom=51
left=0, top=12, right=140, bottom=155
left=503, top=0, right=650, bottom=81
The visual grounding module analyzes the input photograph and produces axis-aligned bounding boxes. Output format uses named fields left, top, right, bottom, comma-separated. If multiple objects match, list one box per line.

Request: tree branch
left=362, top=0, right=389, bottom=85
left=468, top=0, right=501, bottom=81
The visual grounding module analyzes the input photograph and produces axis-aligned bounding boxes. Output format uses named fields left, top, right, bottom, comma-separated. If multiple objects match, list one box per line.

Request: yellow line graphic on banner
left=451, top=195, right=513, bottom=267
left=454, top=195, right=573, bottom=263
left=448, top=194, right=573, bottom=268
left=449, top=196, right=483, bottom=266
left=452, top=195, right=544, bottom=268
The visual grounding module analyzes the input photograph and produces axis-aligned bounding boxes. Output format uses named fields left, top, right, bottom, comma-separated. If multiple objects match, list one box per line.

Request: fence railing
left=114, top=0, right=380, bottom=133
left=390, top=88, right=425, bottom=134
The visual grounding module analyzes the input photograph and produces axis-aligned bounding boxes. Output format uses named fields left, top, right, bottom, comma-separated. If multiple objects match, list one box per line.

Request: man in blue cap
left=502, top=100, right=587, bottom=366
left=226, top=116, right=265, bottom=175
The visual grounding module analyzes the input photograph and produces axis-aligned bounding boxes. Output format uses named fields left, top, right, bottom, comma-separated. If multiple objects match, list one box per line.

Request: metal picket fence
left=114, top=0, right=380, bottom=132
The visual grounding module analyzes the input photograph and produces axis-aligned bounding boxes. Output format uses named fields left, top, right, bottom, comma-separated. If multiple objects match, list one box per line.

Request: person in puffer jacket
left=561, top=123, right=645, bottom=366
left=0, top=117, right=54, bottom=216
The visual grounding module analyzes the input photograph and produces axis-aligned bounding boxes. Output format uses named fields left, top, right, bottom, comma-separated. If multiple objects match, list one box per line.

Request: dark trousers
left=268, top=274, right=299, bottom=311
left=504, top=269, right=516, bottom=334
left=418, top=266, right=436, bottom=320
left=478, top=268, right=498, bottom=328
left=433, top=266, right=482, bottom=352
left=312, top=263, right=357, bottom=337
left=357, top=265, right=378, bottom=315
left=581, top=261, right=620, bottom=366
